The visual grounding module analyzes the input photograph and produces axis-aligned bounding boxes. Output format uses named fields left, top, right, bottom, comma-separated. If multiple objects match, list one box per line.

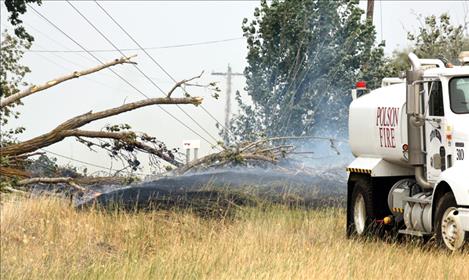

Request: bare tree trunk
left=0, top=96, right=202, bottom=157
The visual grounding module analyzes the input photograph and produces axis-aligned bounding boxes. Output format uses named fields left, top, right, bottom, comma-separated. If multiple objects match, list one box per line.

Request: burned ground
left=73, top=167, right=347, bottom=214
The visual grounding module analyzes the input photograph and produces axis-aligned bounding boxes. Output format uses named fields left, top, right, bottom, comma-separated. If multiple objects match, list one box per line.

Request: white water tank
left=349, top=83, right=410, bottom=167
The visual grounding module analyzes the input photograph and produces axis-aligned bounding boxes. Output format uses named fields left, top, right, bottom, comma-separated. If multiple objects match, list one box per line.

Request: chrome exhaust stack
left=406, top=53, right=433, bottom=190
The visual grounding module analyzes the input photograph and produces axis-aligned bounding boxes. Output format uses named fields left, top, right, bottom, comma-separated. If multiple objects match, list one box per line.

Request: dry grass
left=1, top=196, right=468, bottom=280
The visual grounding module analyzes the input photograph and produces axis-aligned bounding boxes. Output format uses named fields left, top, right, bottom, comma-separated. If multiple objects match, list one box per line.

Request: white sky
left=1, top=1, right=468, bottom=176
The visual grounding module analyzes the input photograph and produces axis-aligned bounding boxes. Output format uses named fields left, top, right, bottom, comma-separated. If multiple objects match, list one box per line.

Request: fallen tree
left=1, top=54, right=210, bottom=190
left=0, top=96, right=202, bottom=157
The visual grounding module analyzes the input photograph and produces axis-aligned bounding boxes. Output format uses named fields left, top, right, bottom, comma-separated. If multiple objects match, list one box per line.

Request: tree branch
left=61, top=129, right=135, bottom=140
left=17, top=177, right=86, bottom=192
left=0, top=96, right=203, bottom=157
left=75, top=176, right=135, bottom=185
left=0, top=166, right=31, bottom=178
left=3, top=186, right=28, bottom=195
left=0, top=55, right=137, bottom=109
left=61, top=129, right=182, bottom=166
left=0, top=166, right=136, bottom=187
left=172, top=138, right=294, bottom=175
left=167, top=71, right=204, bottom=97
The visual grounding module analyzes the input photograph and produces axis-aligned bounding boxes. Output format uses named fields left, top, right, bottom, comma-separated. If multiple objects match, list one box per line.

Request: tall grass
left=1, top=196, right=468, bottom=280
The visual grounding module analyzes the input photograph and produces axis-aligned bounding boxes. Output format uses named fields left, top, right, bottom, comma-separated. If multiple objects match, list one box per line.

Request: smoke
left=288, top=138, right=353, bottom=169
left=28, top=123, right=354, bottom=210
left=67, top=136, right=352, bottom=210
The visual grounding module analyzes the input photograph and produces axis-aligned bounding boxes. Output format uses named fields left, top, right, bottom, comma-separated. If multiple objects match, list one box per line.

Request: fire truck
left=347, top=53, right=469, bottom=251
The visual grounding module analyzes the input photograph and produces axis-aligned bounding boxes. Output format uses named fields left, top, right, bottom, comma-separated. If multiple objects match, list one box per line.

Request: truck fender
left=433, top=166, right=469, bottom=207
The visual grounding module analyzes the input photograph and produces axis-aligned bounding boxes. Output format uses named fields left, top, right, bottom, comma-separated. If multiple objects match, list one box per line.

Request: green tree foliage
left=4, top=0, right=42, bottom=42
left=0, top=31, right=31, bottom=145
left=409, top=13, right=466, bottom=62
left=0, top=32, right=29, bottom=189
left=229, top=0, right=385, bottom=141
left=1, top=0, right=42, bottom=144
left=386, top=13, right=469, bottom=76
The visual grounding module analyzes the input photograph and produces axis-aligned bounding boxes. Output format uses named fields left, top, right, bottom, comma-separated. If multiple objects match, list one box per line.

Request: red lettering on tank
left=393, top=108, right=399, bottom=126
left=376, top=106, right=399, bottom=148
left=376, top=107, right=381, bottom=126
left=379, top=128, right=384, bottom=147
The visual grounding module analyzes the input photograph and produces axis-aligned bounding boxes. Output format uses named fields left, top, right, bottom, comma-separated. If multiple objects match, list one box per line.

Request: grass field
left=1, top=196, right=468, bottom=280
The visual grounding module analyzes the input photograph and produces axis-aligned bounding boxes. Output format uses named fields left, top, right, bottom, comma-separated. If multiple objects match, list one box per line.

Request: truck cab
left=422, top=70, right=469, bottom=181
left=346, top=53, right=469, bottom=251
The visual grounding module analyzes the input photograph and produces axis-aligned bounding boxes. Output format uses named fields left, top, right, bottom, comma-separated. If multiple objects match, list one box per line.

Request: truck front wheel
left=435, top=192, right=467, bottom=251
left=348, top=178, right=376, bottom=237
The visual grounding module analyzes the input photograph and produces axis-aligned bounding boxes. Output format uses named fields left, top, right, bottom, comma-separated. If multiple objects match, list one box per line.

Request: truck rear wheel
left=348, top=178, right=376, bottom=237
left=435, top=192, right=467, bottom=251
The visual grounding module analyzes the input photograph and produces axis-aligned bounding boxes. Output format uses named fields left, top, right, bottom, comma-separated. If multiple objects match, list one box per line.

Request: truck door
left=424, top=80, right=446, bottom=182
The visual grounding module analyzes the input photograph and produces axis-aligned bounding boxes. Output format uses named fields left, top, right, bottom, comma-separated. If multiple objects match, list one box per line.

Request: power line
left=40, top=148, right=150, bottom=176
left=27, top=4, right=218, bottom=148
left=66, top=1, right=167, bottom=96
left=31, top=46, right=141, bottom=96
left=67, top=1, right=220, bottom=146
left=27, top=4, right=150, bottom=98
left=380, top=0, right=383, bottom=41
left=94, top=1, right=236, bottom=139
left=26, top=23, right=172, bottom=85
left=26, top=37, right=243, bottom=53
left=24, top=20, right=133, bottom=82
left=23, top=21, right=97, bottom=65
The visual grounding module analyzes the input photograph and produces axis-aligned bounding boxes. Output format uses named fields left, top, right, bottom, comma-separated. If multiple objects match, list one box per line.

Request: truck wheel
left=348, top=178, right=376, bottom=237
left=435, top=192, right=467, bottom=251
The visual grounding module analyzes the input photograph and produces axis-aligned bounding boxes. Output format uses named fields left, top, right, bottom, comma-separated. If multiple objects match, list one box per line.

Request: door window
left=428, top=81, right=444, bottom=116
left=449, top=77, right=469, bottom=114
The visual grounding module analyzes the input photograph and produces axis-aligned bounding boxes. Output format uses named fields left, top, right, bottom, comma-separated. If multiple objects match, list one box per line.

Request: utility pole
left=366, top=0, right=374, bottom=22
left=212, top=65, right=243, bottom=144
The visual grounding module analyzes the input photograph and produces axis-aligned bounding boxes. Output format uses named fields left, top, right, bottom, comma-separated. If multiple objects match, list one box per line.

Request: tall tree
left=0, top=32, right=31, bottom=146
left=1, top=0, right=42, bottom=144
left=385, top=13, right=469, bottom=77
left=409, top=13, right=466, bottom=63
left=229, top=0, right=384, bottom=141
